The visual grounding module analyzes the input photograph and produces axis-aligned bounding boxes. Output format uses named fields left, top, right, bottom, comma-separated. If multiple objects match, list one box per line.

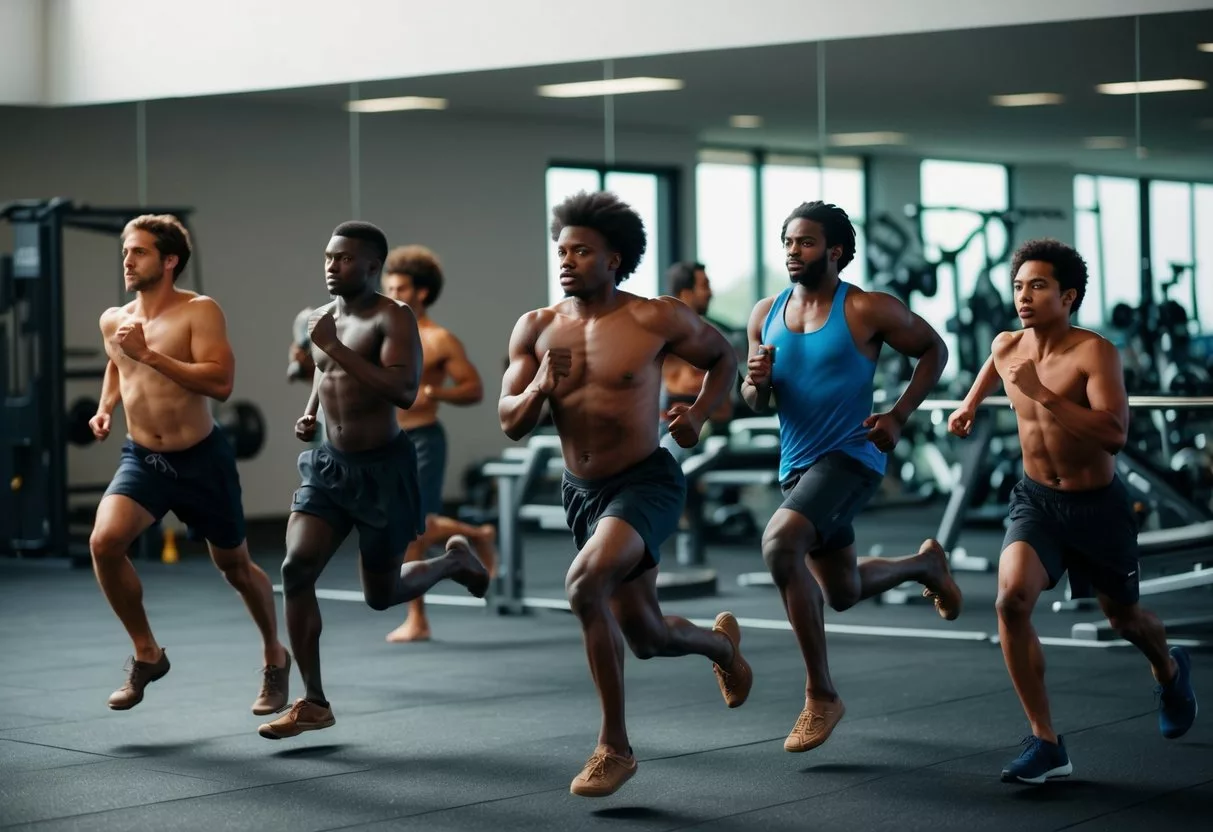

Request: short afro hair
left=780, top=201, right=856, bottom=273
left=386, top=245, right=444, bottom=307
left=1010, top=238, right=1089, bottom=316
left=332, top=221, right=388, bottom=265
left=550, top=190, right=646, bottom=284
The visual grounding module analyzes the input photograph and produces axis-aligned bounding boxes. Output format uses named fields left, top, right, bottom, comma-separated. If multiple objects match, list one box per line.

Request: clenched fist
left=89, top=412, right=112, bottom=442
left=745, top=345, right=774, bottom=388
left=532, top=348, right=572, bottom=395
left=295, top=414, right=318, bottom=442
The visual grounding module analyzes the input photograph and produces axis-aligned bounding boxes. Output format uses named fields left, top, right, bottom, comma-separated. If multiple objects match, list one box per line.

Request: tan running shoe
left=712, top=612, right=753, bottom=708
left=784, top=698, right=846, bottom=752
left=107, top=650, right=171, bottom=710
left=569, top=746, right=638, bottom=797
left=257, top=698, right=335, bottom=740
left=251, top=652, right=292, bottom=715
left=919, top=538, right=963, bottom=621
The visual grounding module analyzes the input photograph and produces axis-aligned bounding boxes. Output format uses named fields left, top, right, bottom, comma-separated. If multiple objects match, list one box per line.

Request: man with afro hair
left=500, top=190, right=753, bottom=798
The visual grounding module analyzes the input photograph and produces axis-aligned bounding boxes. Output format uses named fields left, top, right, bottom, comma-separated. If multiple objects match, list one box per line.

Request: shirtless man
left=660, top=262, right=733, bottom=461
left=499, top=191, right=753, bottom=798
left=380, top=245, right=498, bottom=644
left=258, top=222, right=489, bottom=740
left=743, top=200, right=961, bottom=754
left=948, top=238, right=1197, bottom=784
left=88, top=213, right=290, bottom=715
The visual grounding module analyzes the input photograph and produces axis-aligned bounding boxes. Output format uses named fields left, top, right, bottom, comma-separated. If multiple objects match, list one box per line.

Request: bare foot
left=446, top=535, right=490, bottom=598
left=385, top=619, right=432, bottom=643
left=474, top=524, right=499, bottom=578
left=918, top=538, right=963, bottom=621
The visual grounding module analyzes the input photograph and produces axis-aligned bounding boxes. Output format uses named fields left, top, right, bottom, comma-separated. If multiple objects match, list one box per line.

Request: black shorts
left=104, top=426, right=245, bottom=549
left=561, top=448, right=686, bottom=582
left=409, top=422, right=447, bottom=520
left=290, top=431, right=425, bottom=571
left=779, top=450, right=884, bottom=551
left=1001, top=475, right=1140, bottom=605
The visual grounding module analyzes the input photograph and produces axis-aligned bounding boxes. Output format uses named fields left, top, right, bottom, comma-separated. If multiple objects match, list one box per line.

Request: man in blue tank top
left=742, top=201, right=963, bottom=754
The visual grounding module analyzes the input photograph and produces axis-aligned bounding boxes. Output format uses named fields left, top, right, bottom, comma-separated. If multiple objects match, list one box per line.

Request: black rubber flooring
left=2, top=512, right=1211, bottom=831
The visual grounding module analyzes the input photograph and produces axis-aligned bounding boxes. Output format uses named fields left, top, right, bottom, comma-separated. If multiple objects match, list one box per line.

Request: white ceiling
left=226, top=10, right=1213, bottom=181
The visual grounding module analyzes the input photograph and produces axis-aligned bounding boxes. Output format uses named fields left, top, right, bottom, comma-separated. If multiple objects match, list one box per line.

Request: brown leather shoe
left=107, top=650, right=171, bottom=710
left=258, top=698, right=335, bottom=740
left=784, top=698, right=846, bottom=752
left=251, top=652, right=291, bottom=715
left=569, top=746, right=638, bottom=797
left=712, top=612, right=753, bottom=708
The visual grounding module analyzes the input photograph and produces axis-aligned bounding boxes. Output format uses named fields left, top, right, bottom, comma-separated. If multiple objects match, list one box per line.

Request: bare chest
left=109, top=311, right=192, bottom=368
left=1002, top=354, right=1088, bottom=415
left=537, top=320, right=664, bottom=392
left=316, top=316, right=382, bottom=372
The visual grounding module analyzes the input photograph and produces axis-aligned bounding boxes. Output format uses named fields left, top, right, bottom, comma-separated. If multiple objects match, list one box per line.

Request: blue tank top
left=760, top=281, right=887, bottom=481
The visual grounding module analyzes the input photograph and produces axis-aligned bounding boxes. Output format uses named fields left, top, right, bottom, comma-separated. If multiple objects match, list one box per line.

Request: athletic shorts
left=779, top=450, right=884, bottom=551
left=105, top=426, right=246, bottom=549
left=409, top=422, right=447, bottom=520
left=290, top=431, right=425, bottom=571
left=1001, top=475, right=1140, bottom=605
left=561, top=448, right=686, bottom=582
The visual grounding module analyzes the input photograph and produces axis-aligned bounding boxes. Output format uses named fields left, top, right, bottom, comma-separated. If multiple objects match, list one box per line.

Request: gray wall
left=0, top=98, right=698, bottom=519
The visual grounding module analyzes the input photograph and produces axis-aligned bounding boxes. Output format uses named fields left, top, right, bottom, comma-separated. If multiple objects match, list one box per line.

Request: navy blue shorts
left=561, top=448, right=686, bottom=582
left=779, top=450, right=884, bottom=552
left=409, top=422, right=447, bottom=520
left=1001, top=475, right=1141, bottom=605
left=104, top=426, right=246, bottom=549
left=290, top=431, right=426, bottom=572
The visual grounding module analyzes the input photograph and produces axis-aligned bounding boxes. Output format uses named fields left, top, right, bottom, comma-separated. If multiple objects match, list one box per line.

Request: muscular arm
left=323, top=304, right=422, bottom=411
left=660, top=298, right=737, bottom=423
left=740, top=297, right=776, bottom=413
left=428, top=332, right=484, bottom=405
left=98, top=359, right=121, bottom=414
left=141, top=298, right=235, bottom=401
left=865, top=292, right=948, bottom=424
left=1037, top=339, right=1129, bottom=454
left=962, top=336, right=1008, bottom=409
left=498, top=312, right=547, bottom=441
left=303, top=362, right=322, bottom=419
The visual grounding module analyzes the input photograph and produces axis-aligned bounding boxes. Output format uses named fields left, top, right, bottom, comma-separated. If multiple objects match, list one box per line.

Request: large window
left=544, top=165, right=675, bottom=306
left=1148, top=179, right=1213, bottom=335
left=694, top=150, right=867, bottom=330
left=1074, top=174, right=1141, bottom=329
left=1196, top=185, right=1213, bottom=332
left=917, top=159, right=1010, bottom=379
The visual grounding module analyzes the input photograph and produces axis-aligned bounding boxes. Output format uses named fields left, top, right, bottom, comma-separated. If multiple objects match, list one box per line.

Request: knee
left=822, top=584, right=859, bottom=613
left=363, top=591, right=393, bottom=612
left=626, top=633, right=663, bottom=660
left=214, top=551, right=252, bottom=586
left=564, top=567, right=606, bottom=618
left=761, top=532, right=801, bottom=583
left=281, top=553, right=318, bottom=597
left=995, top=587, right=1035, bottom=622
left=1106, top=606, right=1142, bottom=639
left=89, top=527, right=129, bottom=562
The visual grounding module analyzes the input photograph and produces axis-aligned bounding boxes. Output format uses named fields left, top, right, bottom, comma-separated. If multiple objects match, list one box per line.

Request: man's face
left=556, top=226, right=618, bottom=299
left=681, top=269, right=713, bottom=315
left=324, top=236, right=375, bottom=297
left=1013, top=260, right=1074, bottom=328
left=121, top=229, right=173, bottom=292
left=783, top=218, right=834, bottom=288
left=382, top=272, right=424, bottom=308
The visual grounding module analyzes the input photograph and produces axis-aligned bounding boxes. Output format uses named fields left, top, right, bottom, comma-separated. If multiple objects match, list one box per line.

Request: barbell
left=65, top=398, right=266, bottom=461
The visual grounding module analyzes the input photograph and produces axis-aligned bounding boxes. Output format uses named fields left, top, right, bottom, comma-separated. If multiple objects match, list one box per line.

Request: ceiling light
left=537, top=77, right=684, bottom=98
left=829, top=131, right=909, bottom=147
left=1083, top=136, right=1128, bottom=150
left=1198, top=43, right=1213, bottom=52
left=991, top=92, right=1064, bottom=107
left=729, top=115, right=763, bottom=128
left=1096, top=79, right=1207, bottom=95
left=345, top=96, right=448, bottom=113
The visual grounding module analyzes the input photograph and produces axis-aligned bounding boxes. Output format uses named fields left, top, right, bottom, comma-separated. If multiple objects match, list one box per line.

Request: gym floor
left=3, top=507, right=1210, bottom=831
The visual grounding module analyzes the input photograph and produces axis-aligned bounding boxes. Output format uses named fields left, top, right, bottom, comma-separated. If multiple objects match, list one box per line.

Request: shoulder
left=747, top=293, right=782, bottom=330
left=99, top=304, right=129, bottom=330
left=511, top=306, right=559, bottom=344
left=633, top=294, right=699, bottom=334
left=1073, top=328, right=1119, bottom=362
left=847, top=285, right=903, bottom=318
left=183, top=293, right=225, bottom=319
left=992, top=330, right=1022, bottom=356
left=428, top=322, right=465, bottom=354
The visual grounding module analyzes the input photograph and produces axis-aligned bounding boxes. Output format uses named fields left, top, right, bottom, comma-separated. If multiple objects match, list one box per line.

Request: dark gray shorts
left=290, top=431, right=425, bottom=571
left=409, top=422, right=447, bottom=520
left=561, top=448, right=686, bottom=582
left=1001, top=475, right=1140, bottom=605
left=779, top=451, right=884, bottom=551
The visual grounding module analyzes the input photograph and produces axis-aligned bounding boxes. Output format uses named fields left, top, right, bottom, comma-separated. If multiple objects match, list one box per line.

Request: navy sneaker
left=1001, top=735, right=1073, bottom=784
left=1158, top=646, right=1198, bottom=739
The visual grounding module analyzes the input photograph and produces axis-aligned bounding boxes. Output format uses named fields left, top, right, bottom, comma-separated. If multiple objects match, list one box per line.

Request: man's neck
left=1026, top=321, right=1073, bottom=358
left=568, top=286, right=623, bottom=318
left=791, top=273, right=840, bottom=303
left=335, top=286, right=378, bottom=313
left=136, top=281, right=179, bottom=319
